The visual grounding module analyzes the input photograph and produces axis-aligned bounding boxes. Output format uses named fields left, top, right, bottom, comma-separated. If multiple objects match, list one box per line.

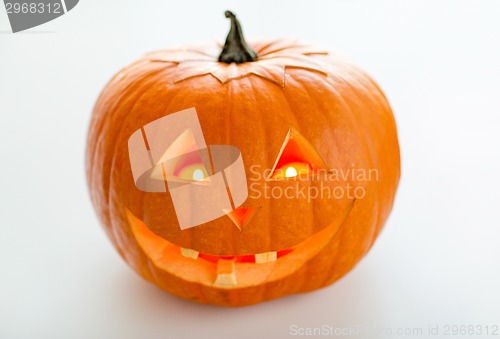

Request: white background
left=1, top=1, right=499, bottom=338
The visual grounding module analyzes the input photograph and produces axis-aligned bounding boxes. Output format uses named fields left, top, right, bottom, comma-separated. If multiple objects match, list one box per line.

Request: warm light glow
left=271, top=162, right=311, bottom=179
left=285, top=166, right=298, bottom=178
left=192, top=168, right=205, bottom=181
left=175, top=164, right=209, bottom=181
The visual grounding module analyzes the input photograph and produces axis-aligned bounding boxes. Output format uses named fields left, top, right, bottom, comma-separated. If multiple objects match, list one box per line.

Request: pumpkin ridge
left=89, top=64, right=168, bottom=178
left=138, top=83, right=205, bottom=249
left=322, top=72, right=382, bottom=253
left=286, top=75, right=327, bottom=238
left=339, top=81, right=382, bottom=250
left=90, top=66, right=169, bottom=243
left=106, top=69, right=184, bottom=255
left=246, top=75, right=275, bottom=252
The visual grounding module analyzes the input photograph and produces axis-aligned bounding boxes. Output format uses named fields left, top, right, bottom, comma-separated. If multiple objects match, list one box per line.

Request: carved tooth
left=254, top=252, right=268, bottom=264
left=267, top=251, right=277, bottom=262
left=255, top=251, right=277, bottom=264
left=214, top=259, right=236, bottom=288
left=180, top=248, right=199, bottom=259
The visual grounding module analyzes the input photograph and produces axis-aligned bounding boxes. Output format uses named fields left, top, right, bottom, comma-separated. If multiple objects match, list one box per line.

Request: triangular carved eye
left=267, top=127, right=328, bottom=180
left=150, top=129, right=211, bottom=183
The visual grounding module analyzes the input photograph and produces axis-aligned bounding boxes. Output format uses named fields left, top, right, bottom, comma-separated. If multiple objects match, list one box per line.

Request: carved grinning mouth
left=126, top=200, right=354, bottom=289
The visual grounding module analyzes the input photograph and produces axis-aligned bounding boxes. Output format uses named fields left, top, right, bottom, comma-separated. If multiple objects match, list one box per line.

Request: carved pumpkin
left=86, top=11, right=400, bottom=306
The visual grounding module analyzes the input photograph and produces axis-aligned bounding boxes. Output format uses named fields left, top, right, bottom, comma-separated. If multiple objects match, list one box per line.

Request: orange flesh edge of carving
left=126, top=208, right=350, bottom=289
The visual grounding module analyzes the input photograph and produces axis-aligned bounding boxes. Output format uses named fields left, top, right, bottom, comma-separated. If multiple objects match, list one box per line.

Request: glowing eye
left=272, top=162, right=310, bottom=179
left=267, top=127, right=328, bottom=180
left=176, top=164, right=209, bottom=181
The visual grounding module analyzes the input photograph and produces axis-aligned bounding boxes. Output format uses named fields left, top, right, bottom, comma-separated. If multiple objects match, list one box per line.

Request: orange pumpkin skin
left=86, top=38, right=400, bottom=306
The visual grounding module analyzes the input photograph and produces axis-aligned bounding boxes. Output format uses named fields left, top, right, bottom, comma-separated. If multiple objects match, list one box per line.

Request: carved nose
left=226, top=207, right=258, bottom=231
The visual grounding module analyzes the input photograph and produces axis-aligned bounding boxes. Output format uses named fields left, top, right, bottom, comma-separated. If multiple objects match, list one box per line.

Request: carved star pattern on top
left=146, top=39, right=330, bottom=87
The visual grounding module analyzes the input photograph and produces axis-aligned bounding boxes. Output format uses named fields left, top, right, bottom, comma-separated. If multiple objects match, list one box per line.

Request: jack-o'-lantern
left=86, top=11, right=400, bottom=306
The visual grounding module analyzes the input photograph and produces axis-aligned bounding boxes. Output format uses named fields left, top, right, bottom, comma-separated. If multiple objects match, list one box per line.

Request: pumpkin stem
left=218, top=11, right=258, bottom=64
